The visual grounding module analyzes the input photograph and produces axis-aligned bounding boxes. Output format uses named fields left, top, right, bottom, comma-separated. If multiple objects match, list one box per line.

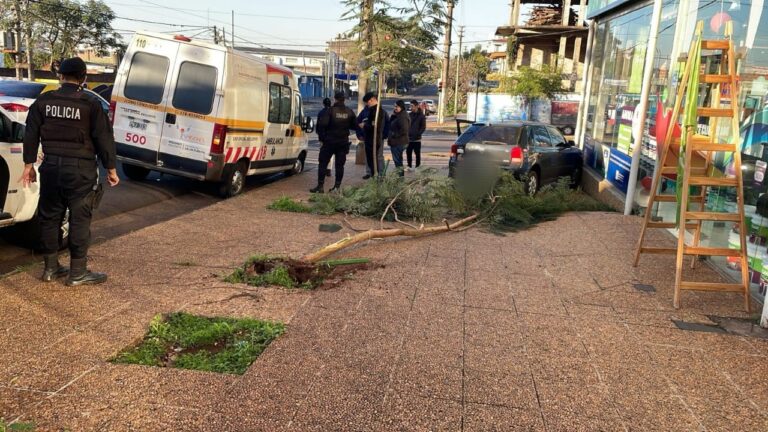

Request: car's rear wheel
left=122, top=163, right=150, bottom=181
left=220, top=161, right=248, bottom=198
left=526, top=171, right=539, bottom=196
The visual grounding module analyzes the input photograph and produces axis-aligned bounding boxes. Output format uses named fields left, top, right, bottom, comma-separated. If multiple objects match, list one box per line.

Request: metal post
left=231, top=10, right=235, bottom=48
left=454, top=26, right=464, bottom=116
left=473, top=71, right=480, bottom=121
left=624, top=0, right=663, bottom=216
left=13, top=0, right=23, bottom=80
left=574, top=20, right=595, bottom=148
left=437, top=0, right=454, bottom=124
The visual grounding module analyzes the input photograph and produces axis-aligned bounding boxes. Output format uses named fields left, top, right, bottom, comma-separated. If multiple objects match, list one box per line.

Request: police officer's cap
left=362, top=92, right=377, bottom=102
left=58, top=57, right=87, bottom=75
left=334, top=91, right=345, bottom=101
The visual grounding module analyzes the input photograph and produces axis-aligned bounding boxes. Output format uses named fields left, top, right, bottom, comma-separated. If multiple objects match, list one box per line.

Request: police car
left=0, top=80, right=109, bottom=248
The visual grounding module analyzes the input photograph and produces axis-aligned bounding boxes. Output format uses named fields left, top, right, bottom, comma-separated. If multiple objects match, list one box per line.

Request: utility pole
left=357, top=0, right=374, bottom=111
left=437, top=0, right=454, bottom=124
left=453, top=25, right=464, bottom=116
left=24, top=0, right=34, bottom=80
left=13, top=0, right=23, bottom=79
left=231, top=10, right=235, bottom=48
left=213, top=26, right=219, bottom=45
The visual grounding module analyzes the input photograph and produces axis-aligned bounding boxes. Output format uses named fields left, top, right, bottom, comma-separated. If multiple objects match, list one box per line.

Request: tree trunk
left=301, top=214, right=478, bottom=263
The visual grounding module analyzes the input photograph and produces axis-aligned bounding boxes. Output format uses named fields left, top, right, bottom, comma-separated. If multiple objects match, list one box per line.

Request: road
left=0, top=85, right=447, bottom=275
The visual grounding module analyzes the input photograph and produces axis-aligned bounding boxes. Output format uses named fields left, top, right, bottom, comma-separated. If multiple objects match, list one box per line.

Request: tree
left=440, top=45, right=489, bottom=114
left=502, top=65, right=564, bottom=113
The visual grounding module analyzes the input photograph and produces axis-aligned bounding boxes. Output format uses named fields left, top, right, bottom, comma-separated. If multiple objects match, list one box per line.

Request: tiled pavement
left=1, top=156, right=767, bottom=431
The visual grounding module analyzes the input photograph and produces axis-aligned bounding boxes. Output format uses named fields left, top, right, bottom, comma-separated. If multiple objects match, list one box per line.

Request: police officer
left=19, top=57, right=119, bottom=286
left=311, top=91, right=357, bottom=193
left=317, top=97, right=333, bottom=178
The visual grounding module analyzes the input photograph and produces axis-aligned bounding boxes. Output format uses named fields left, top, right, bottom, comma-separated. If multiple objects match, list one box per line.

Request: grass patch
left=224, top=256, right=375, bottom=290
left=267, top=196, right=313, bottom=213
left=112, top=312, right=284, bottom=375
left=0, top=420, right=35, bottom=432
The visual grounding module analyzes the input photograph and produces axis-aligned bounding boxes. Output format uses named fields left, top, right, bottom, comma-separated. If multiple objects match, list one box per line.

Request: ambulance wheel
left=220, top=161, right=247, bottom=198
left=285, top=153, right=305, bottom=176
left=122, top=163, right=150, bottom=181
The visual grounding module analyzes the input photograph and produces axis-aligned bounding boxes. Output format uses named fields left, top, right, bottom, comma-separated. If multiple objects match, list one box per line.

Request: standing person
left=316, top=97, right=333, bottom=178
left=407, top=99, right=426, bottom=171
left=19, top=57, right=119, bottom=286
left=360, top=92, right=387, bottom=179
left=388, top=100, right=410, bottom=176
left=311, top=92, right=357, bottom=193
left=356, top=105, right=372, bottom=178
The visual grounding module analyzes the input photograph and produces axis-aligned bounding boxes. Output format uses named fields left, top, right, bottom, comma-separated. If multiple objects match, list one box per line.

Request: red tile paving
left=1, top=155, right=767, bottom=431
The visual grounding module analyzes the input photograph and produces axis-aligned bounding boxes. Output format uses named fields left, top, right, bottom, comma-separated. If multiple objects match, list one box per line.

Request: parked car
left=448, top=121, right=583, bottom=195
left=421, top=99, right=436, bottom=115
left=0, top=80, right=47, bottom=122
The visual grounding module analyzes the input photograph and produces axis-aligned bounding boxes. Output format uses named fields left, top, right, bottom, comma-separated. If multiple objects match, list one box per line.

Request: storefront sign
left=607, top=148, right=632, bottom=193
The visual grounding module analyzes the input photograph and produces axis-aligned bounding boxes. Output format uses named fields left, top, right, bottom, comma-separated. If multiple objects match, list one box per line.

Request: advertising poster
left=607, top=148, right=632, bottom=193
left=628, top=27, right=649, bottom=94
left=467, top=93, right=527, bottom=122
left=616, top=104, right=635, bottom=154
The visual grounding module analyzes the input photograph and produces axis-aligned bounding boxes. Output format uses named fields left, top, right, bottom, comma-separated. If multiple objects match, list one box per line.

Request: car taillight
left=108, top=101, right=116, bottom=124
left=450, top=144, right=458, bottom=157
left=211, top=123, right=227, bottom=154
left=510, top=146, right=524, bottom=165
left=0, top=103, right=28, bottom=112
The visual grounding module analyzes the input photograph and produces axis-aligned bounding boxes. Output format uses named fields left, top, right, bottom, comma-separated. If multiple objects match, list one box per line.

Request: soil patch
left=225, top=256, right=380, bottom=290
left=112, top=312, right=284, bottom=375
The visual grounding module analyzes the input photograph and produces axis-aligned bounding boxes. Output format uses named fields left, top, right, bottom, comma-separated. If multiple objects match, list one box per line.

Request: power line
left=107, top=2, right=341, bottom=22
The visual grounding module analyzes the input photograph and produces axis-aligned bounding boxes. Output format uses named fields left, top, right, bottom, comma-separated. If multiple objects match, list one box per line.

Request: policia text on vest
left=19, top=57, right=120, bottom=286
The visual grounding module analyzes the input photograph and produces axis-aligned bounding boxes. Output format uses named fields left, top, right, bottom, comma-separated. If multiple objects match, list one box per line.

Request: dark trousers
left=38, top=156, right=97, bottom=259
left=318, top=142, right=349, bottom=186
left=390, top=145, right=405, bottom=176
left=407, top=141, right=422, bottom=168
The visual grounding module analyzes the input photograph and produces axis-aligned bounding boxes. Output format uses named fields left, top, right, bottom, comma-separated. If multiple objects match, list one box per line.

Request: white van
left=111, top=32, right=313, bottom=197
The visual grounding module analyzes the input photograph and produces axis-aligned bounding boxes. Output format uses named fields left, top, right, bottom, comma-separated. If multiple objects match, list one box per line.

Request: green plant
left=112, top=313, right=284, bottom=375
left=0, top=419, right=36, bottom=432
left=267, top=196, right=313, bottom=213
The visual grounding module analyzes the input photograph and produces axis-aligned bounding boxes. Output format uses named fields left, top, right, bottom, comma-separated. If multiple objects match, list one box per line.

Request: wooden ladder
left=633, top=21, right=751, bottom=311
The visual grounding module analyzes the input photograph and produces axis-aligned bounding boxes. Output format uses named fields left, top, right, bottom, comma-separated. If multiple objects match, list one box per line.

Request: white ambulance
left=110, top=32, right=313, bottom=197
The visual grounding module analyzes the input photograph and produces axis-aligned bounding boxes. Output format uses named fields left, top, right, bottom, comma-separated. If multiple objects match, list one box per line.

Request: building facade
left=575, top=0, right=768, bottom=305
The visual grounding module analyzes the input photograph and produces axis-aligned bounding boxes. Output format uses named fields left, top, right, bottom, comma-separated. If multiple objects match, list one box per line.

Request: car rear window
left=172, top=62, right=218, bottom=115
left=456, top=124, right=520, bottom=146
left=0, top=81, right=45, bottom=98
left=124, top=52, right=169, bottom=105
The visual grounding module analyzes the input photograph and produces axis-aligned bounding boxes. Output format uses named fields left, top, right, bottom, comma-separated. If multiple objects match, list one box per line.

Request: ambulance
left=110, top=32, right=313, bottom=197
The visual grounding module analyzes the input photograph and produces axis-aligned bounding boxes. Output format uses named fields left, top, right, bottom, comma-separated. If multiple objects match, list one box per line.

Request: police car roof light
left=174, top=35, right=192, bottom=42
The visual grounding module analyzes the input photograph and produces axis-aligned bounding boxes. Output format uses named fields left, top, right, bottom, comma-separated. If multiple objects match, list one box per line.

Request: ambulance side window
left=293, top=93, right=302, bottom=125
left=172, top=62, right=217, bottom=115
left=268, top=83, right=292, bottom=124
left=268, top=84, right=281, bottom=123
left=279, top=86, right=292, bottom=124
left=124, top=52, right=169, bottom=105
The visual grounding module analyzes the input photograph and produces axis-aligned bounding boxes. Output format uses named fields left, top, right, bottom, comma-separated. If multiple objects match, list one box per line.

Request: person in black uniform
left=19, top=57, right=119, bottom=286
left=317, top=97, right=333, bottom=178
left=310, top=91, right=357, bottom=193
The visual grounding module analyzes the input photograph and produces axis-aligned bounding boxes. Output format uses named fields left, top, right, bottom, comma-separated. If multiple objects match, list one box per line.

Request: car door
left=159, top=45, right=224, bottom=175
left=263, top=82, right=293, bottom=168
left=546, top=125, right=572, bottom=178
left=529, top=125, right=558, bottom=183
left=113, top=40, right=179, bottom=167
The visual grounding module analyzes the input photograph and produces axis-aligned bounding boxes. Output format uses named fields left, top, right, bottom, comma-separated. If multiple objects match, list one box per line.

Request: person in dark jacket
left=19, top=57, right=119, bottom=286
left=388, top=100, right=410, bottom=176
left=311, top=92, right=357, bottom=193
left=407, top=99, right=426, bottom=171
left=317, top=98, right=333, bottom=178
left=360, top=92, right=387, bottom=178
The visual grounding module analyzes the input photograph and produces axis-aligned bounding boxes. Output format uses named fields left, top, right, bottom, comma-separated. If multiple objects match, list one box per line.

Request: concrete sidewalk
left=1, top=158, right=767, bottom=431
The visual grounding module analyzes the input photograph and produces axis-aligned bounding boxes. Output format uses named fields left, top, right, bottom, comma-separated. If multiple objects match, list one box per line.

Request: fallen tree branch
left=302, top=214, right=479, bottom=263
left=380, top=177, right=431, bottom=228
left=393, top=207, right=420, bottom=230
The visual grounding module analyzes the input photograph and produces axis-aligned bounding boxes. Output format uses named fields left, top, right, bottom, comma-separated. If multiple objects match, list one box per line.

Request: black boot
left=329, top=184, right=341, bottom=193
left=66, top=258, right=107, bottom=286
left=309, top=184, right=324, bottom=194
left=41, top=254, right=68, bottom=283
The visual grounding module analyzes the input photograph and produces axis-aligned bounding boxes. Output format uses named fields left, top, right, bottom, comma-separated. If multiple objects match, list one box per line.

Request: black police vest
left=38, top=90, right=95, bottom=160
left=324, top=105, right=354, bottom=145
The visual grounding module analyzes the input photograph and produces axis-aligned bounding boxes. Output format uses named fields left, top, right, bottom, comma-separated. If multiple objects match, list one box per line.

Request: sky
left=104, top=0, right=512, bottom=53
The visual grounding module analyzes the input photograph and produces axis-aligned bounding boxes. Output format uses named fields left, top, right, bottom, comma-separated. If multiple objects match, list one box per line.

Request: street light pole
left=454, top=26, right=464, bottom=116
left=437, top=0, right=454, bottom=124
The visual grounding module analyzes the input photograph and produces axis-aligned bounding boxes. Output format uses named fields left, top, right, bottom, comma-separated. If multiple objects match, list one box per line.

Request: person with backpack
left=311, top=92, right=357, bottom=193
left=407, top=99, right=426, bottom=171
